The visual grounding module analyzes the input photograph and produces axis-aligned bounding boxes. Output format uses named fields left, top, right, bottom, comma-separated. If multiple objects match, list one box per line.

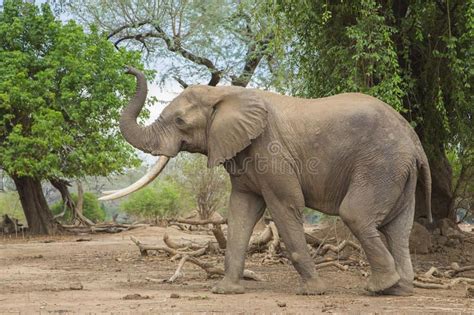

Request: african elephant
left=101, top=67, right=432, bottom=296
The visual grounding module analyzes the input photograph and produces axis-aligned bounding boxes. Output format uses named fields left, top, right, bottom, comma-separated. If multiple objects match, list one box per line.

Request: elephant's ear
left=207, top=91, right=268, bottom=168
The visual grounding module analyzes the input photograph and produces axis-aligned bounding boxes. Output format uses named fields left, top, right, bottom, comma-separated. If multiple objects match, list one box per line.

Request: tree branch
left=231, top=39, right=267, bottom=87
left=173, top=76, right=189, bottom=89
left=110, top=20, right=223, bottom=86
left=150, top=23, right=222, bottom=85
left=107, top=20, right=152, bottom=40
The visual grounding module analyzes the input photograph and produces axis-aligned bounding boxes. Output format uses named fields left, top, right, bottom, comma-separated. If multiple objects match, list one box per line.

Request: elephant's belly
left=300, top=171, right=349, bottom=216
left=304, top=195, right=340, bottom=216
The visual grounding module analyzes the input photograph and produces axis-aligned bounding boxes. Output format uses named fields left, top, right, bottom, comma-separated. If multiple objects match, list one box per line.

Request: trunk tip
left=125, top=66, right=140, bottom=76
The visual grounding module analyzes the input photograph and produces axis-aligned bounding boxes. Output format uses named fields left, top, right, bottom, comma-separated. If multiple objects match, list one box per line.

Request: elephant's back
left=268, top=92, right=418, bottom=152
left=264, top=92, right=424, bottom=213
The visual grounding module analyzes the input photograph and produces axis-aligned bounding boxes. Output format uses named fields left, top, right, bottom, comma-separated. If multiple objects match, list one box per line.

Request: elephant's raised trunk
left=119, top=66, right=150, bottom=152
left=99, top=67, right=169, bottom=201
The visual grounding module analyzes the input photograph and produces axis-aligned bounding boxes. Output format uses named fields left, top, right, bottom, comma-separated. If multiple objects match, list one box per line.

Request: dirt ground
left=1, top=226, right=473, bottom=314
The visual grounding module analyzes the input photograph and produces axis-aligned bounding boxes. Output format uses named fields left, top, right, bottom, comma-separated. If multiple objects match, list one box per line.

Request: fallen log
left=163, top=233, right=205, bottom=250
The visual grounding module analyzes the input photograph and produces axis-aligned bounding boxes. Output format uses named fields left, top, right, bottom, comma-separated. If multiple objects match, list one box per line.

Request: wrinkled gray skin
left=121, top=67, right=432, bottom=296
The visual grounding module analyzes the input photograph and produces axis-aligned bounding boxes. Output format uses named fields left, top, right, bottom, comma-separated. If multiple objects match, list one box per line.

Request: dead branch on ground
left=414, top=277, right=474, bottom=289
left=62, top=223, right=148, bottom=234
left=132, top=233, right=262, bottom=283
left=248, top=225, right=273, bottom=253
left=163, top=255, right=263, bottom=283
left=317, top=240, right=361, bottom=256
left=314, top=261, right=349, bottom=271
left=169, top=218, right=227, bottom=226
left=130, top=236, right=206, bottom=258
left=415, top=263, right=474, bottom=289
left=444, top=263, right=474, bottom=277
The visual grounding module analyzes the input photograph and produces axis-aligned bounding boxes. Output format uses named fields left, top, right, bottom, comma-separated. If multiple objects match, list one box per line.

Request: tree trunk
left=50, top=179, right=93, bottom=226
left=430, top=153, right=455, bottom=221
left=12, top=176, right=59, bottom=235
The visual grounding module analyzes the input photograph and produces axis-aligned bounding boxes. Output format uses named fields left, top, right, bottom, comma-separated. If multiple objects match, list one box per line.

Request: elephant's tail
left=417, top=159, right=433, bottom=223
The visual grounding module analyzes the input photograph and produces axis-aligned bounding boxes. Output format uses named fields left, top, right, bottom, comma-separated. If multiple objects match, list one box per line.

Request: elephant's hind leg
left=339, top=183, right=402, bottom=293
left=379, top=172, right=417, bottom=296
left=263, top=188, right=326, bottom=295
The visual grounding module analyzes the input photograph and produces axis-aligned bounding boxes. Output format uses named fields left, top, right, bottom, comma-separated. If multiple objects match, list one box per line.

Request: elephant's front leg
left=212, top=190, right=265, bottom=294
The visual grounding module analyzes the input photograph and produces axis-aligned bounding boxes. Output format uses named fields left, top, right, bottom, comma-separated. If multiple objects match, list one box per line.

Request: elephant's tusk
left=101, top=190, right=118, bottom=195
left=98, top=156, right=170, bottom=201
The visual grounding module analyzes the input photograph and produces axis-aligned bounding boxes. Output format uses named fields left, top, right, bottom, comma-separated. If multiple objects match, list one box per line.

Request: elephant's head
left=99, top=67, right=267, bottom=200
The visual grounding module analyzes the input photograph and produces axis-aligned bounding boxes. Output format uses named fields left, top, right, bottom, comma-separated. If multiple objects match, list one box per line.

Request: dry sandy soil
left=1, top=226, right=473, bottom=314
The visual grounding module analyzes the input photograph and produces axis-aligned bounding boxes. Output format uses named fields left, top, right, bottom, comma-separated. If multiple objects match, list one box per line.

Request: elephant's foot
left=296, top=278, right=327, bottom=295
left=380, top=280, right=414, bottom=296
left=366, top=270, right=400, bottom=293
left=212, top=279, right=245, bottom=294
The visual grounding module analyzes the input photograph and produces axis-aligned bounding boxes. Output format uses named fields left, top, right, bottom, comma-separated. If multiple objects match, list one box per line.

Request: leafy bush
left=51, top=192, right=105, bottom=223
left=120, top=180, right=182, bottom=222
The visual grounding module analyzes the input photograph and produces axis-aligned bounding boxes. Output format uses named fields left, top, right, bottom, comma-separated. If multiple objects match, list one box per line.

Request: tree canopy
left=0, top=0, right=147, bottom=233
left=62, top=0, right=272, bottom=88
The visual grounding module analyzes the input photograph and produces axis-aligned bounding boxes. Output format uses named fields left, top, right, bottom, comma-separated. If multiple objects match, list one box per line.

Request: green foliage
left=0, top=1, right=151, bottom=181
left=120, top=180, right=182, bottom=221
left=51, top=192, right=105, bottom=223
left=0, top=192, right=25, bottom=223
left=264, top=0, right=472, bottom=148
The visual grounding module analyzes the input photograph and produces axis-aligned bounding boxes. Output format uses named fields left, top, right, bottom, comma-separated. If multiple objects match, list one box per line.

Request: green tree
left=264, top=0, right=473, bottom=222
left=0, top=1, right=146, bottom=234
left=120, top=180, right=182, bottom=223
left=51, top=192, right=105, bottom=223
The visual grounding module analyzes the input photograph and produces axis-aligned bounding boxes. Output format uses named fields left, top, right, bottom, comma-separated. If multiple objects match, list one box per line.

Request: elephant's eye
left=175, top=117, right=186, bottom=126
